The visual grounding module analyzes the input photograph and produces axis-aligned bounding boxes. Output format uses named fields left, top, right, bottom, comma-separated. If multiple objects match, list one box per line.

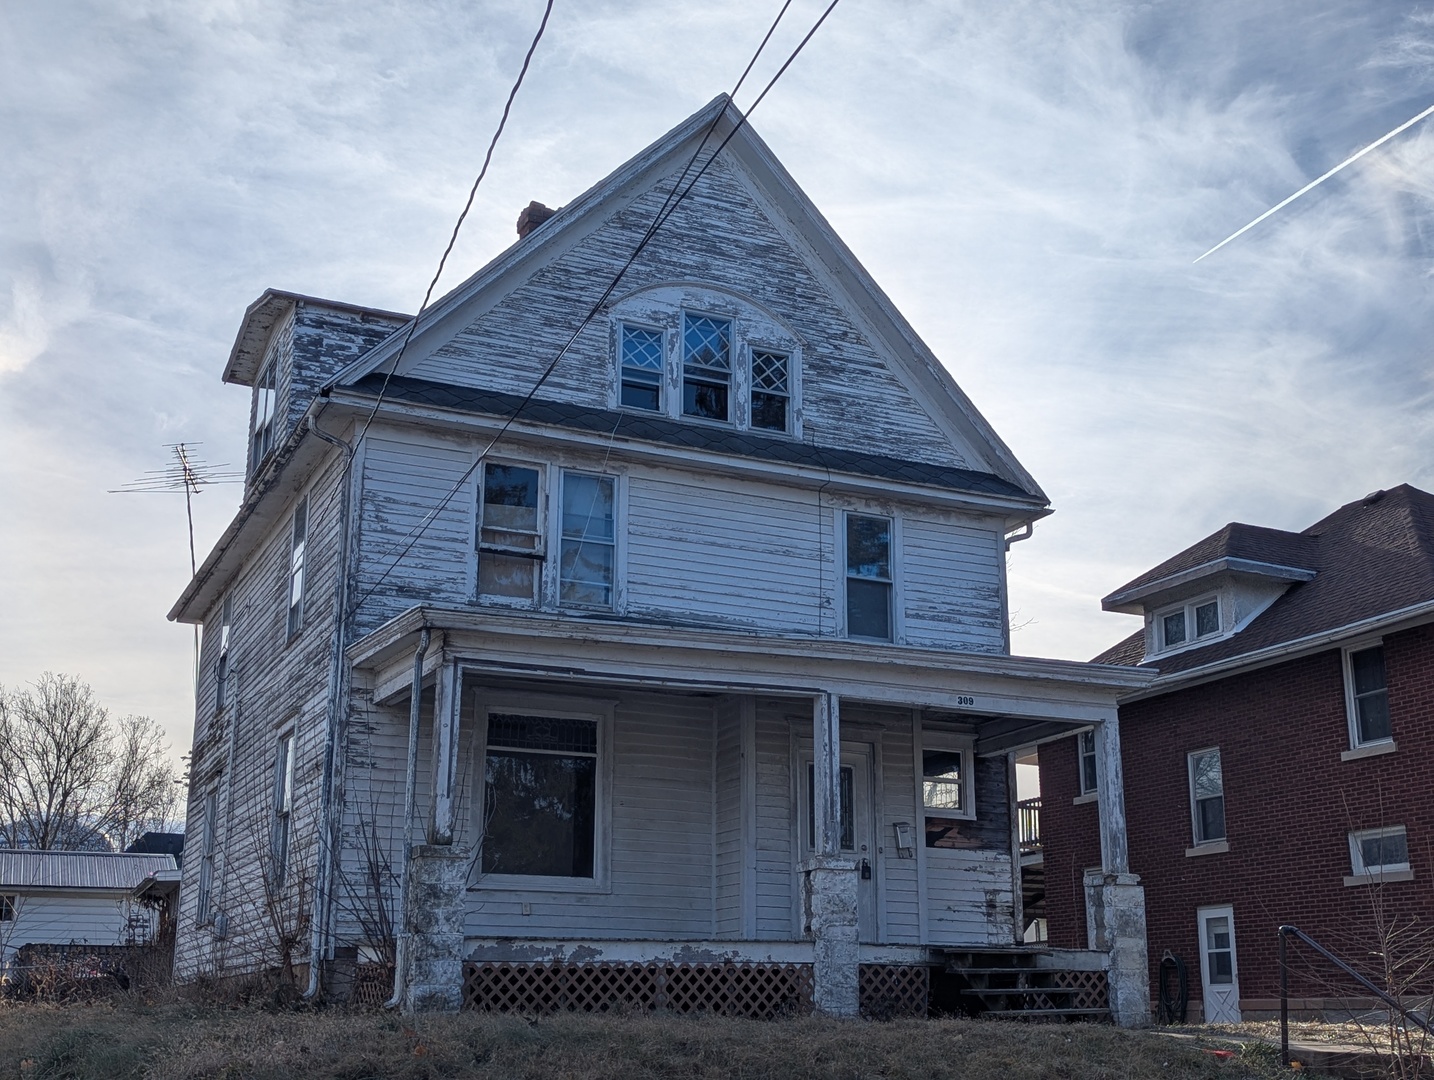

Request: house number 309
left=956, top=695, right=975, bottom=707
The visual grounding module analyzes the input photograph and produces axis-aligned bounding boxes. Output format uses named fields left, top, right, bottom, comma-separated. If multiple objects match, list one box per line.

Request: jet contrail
left=1194, top=102, right=1434, bottom=263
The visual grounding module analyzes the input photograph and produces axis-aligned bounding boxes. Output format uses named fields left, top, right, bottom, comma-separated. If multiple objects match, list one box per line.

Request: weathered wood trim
left=740, top=695, right=758, bottom=940
left=812, top=693, right=840, bottom=858
left=428, top=661, right=460, bottom=845
left=1095, top=708, right=1130, bottom=875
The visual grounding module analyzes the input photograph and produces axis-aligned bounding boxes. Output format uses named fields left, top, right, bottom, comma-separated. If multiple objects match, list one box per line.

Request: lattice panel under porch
left=858, top=964, right=930, bottom=1019
left=463, top=961, right=815, bottom=1019
left=1047, top=968, right=1108, bottom=1011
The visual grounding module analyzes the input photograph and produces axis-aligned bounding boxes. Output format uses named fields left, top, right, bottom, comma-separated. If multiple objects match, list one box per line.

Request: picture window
left=478, top=462, right=543, bottom=603
left=1188, top=748, right=1225, bottom=845
left=846, top=513, right=893, bottom=642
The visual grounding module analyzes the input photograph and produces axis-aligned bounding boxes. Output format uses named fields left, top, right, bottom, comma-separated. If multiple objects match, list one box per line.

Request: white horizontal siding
left=753, top=700, right=795, bottom=939
left=1, top=892, right=150, bottom=953
left=925, top=849, right=1015, bottom=946
left=900, top=517, right=1004, bottom=653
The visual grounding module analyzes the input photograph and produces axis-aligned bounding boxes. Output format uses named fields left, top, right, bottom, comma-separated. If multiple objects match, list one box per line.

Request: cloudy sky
left=3, top=0, right=1433, bottom=767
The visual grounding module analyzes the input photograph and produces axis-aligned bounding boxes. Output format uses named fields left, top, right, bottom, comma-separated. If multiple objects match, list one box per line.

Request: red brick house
left=1038, top=485, right=1434, bottom=1022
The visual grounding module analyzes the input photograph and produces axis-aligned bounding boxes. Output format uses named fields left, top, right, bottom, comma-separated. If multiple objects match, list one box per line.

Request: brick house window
left=1347, top=826, right=1410, bottom=882
left=1188, top=748, right=1225, bottom=845
left=1078, top=730, right=1098, bottom=796
left=1344, top=644, right=1392, bottom=747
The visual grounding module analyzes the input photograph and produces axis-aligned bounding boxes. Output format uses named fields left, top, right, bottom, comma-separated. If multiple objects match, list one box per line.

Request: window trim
left=1187, top=746, right=1226, bottom=848
left=269, top=731, right=296, bottom=890
left=920, top=729, right=976, bottom=825
left=475, top=458, right=547, bottom=608
left=1078, top=729, right=1099, bottom=797
left=617, top=321, right=667, bottom=414
left=842, top=511, right=899, bottom=644
left=555, top=469, right=621, bottom=612
left=1346, top=825, right=1412, bottom=884
left=680, top=310, right=735, bottom=425
left=748, top=345, right=792, bottom=434
left=472, top=690, right=615, bottom=894
left=1153, top=594, right=1223, bottom=654
left=1343, top=639, right=1394, bottom=751
left=286, top=496, right=308, bottom=640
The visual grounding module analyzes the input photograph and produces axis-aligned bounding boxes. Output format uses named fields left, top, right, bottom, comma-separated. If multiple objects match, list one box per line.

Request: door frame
left=1197, top=903, right=1241, bottom=1024
left=790, top=736, right=881, bottom=943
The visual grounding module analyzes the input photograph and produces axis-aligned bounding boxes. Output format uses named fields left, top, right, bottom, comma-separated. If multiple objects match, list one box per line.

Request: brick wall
left=1040, top=623, right=1434, bottom=1011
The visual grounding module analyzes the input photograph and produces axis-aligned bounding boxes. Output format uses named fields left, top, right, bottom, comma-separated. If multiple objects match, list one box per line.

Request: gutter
left=1119, top=597, right=1434, bottom=703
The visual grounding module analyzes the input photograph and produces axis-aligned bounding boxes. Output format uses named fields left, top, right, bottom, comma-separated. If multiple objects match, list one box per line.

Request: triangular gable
left=333, top=95, right=1045, bottom=500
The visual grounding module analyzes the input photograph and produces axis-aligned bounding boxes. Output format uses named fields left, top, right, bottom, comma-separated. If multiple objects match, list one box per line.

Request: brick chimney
left=516, top=201, right=557, bottom=240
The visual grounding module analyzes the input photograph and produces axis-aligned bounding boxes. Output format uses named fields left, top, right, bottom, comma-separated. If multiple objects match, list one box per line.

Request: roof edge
left=1102, top=556, right=1318, bottom=613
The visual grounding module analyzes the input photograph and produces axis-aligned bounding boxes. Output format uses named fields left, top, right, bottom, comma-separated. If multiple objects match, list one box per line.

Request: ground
left=0, top=999, right=1287, bottom=1080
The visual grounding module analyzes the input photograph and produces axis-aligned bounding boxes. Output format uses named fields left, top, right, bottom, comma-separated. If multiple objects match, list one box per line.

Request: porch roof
left=349, top=606, right=1154, bottom=753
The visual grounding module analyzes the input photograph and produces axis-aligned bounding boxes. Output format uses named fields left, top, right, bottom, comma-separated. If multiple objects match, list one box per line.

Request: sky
left=2, top=0, right=1433, bottom=770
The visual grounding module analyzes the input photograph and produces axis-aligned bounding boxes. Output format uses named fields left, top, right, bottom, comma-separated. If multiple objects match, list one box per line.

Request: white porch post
left=802, top=691, right=859, bottom=1017
left=1086, top=707, right=1149, bottom=1028
left=428, top=660, right=460, bottom=846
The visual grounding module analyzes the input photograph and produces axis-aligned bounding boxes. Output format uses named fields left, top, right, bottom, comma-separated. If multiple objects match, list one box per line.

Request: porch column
left=402, top=844, right=468, bottom=1011
left=1086, top=707, right=1149, bottom=1028
left=428, top=660, right=461, bottom=846
left=802, top=691, right=859, bottom=1017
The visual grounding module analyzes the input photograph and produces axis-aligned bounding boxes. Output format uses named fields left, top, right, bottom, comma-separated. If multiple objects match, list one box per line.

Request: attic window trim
left=1150, top=593, right=1227, bottom=656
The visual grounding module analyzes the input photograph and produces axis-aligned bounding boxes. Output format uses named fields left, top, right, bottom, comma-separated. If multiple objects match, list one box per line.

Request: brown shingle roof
left=1094, top=485, right=1434, bottom=674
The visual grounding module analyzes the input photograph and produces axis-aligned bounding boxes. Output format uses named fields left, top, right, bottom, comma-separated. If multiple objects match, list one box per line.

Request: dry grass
left=0, top=999, right=1285, bottom=1080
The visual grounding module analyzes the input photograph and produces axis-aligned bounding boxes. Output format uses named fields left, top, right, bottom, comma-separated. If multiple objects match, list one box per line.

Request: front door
left=801, top=749, right=877, bottom=942
left=1198, top=905, right=1241, bottom=1024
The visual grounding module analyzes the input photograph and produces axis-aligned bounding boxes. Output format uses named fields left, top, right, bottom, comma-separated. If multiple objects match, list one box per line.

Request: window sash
left=0, top=894, right=14, bottom=921
left=620, top=325, right=664, bottom=412
left=682, top=314, right=732, bottom=421
left=215, top=594, right=233, bottom=712
left=251, top=359, right=277, bottom=473
left=559, top=473, right=616, bottom=608
left=1348, top=646, right=1392, bottom=745
left=287, top=498, right=307, bottom=638
left=750, top=350, right=790, bottom=432
left=845, top=514, right=893, bottom=641
left=1189, top=749, right=1225, bottom=844
left=1079, top=730, right=1099, bottom=795
left=1159, top=598, right=1221, bottom=650
left=1350, top=827, right=1409, bottom=874
left=478, top=463, right=543, bottom=601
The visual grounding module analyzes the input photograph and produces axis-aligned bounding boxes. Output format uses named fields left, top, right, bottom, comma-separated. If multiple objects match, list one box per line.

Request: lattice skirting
left=859, top=964, right=930, bottom=1019
left=1033, top=969, right=1108, bottom=1012
left=350, top=963, right=394, bottom=1007
left=463, top=961, right=814, bottom=1019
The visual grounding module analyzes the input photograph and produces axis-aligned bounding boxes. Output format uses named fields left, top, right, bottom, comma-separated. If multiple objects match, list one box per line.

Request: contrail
left=1195, top=101, right=1434, bottom=263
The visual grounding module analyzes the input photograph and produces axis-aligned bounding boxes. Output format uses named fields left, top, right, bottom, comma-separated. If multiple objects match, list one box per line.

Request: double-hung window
left=250, top=357, right=277, bottom=474
left=750, top=350, right=790, bottom=432
left=559, top=472, right=616, bottom=609
left=682, top=314, right=732, bottom=421
left=1348, top=826, right=1410, bottom=882
left=1158, top=596, right=1220, bottom=651
left=1188, top=748, right=1225, bottom=846
left=477, top=462, right=543, bottom=603
left=196, top=786, right=218, bottom=925
left=215, top=593, right=233, bottom=713
left=270, top=734, right=295, bottom=889
left=922, top=733, right=975, bottom=846
left=287, top=497, right=307, bottom=639
left=845, top=513, right=893, bottom=641
left=481, top=711, right=599, bottom=879
left=1345, top=644, right=1392, bottom=747
left=1078, top=730, right=1099, bottom=796
left=620, top=325, right=664, bottom=411
left=0, top=894, right=14, bottom=922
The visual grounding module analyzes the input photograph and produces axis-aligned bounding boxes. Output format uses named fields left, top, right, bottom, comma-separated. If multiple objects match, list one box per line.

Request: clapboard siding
left=713, top=697, right=743, bottom=938
left=406, top=159, right=977, bottom=472
left=463, top=690, right=714, bottom=939
left=900, top=518, right=1005, bottom=653
left=753, top=700, right=795, bottom=939
left=925, top=849, right=1015, bottom=946
left=875, top=715, right=921, bottom=944
left=0, top=892, right=153, bottom=952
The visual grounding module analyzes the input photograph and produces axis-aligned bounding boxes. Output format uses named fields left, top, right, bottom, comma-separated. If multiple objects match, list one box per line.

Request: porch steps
left=940, top=948, right=1110, bottom=1023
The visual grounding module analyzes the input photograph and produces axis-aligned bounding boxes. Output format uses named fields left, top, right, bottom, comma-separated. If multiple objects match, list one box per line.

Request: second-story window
left=750, top=350, right=790, bottom=432
left=1158, top=596, right=1220, bottom=650
left=287, top=497, right=307, bottom=639
left=682, top=314, right=731, bottom=421
left=478, top=463, right=543, bottom=603
left=251, top=357, right=277, bottom=474
left=846, top=513, right=893, bottom=641
left=620, top=325, right=664, bottom=411
left=560, top=472, right=616, bottom=609
left=1188, top=747, right=1225, bottom=846
left=1345, top=644, right=1392, bottom=747
left=215, top=593, right=233, bottom=713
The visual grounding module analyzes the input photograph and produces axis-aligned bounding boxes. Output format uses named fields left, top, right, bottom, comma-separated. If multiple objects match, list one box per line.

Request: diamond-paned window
left=682, top=314, right=731, bottom=421
left=750, top=350, right=789, bottom=431
left=620, top=326, right=663, bottom=411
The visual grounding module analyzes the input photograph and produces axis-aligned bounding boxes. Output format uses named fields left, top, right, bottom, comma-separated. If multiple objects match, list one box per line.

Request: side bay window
left=1187, top=748, right=1226, bottom=848
left=682, top=313, right=732, bottom=421
left=477, top=462, right=543, bottom=604
left=1344, top=643, right=1392, bottom=748
left=478, top=703, right=609, bottom=885
left=845, top=513, right=894, bottom=642
left=559, top=472, right=616, bottom=609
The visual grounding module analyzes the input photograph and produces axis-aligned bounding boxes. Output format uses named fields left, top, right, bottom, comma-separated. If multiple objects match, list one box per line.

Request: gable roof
left=0, top=849, right=178, bottom=891
left=1094, top=485, right=1434, bottom=677
left=329, top=94, right=1045, bottom=501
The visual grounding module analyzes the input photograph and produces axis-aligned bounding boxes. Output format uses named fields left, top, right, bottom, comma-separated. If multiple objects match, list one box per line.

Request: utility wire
left=353, top=0, right=841, bottom=611
left=352, top=0, right=555, bottom=450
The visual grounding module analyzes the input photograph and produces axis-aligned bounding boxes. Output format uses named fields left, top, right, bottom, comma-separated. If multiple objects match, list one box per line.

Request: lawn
left=0, top=1000, right=1291, bottom=1080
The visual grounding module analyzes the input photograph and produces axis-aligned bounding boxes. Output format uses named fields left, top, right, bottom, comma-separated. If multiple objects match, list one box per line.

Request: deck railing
left=1017, top=797, right=1042, bottom=853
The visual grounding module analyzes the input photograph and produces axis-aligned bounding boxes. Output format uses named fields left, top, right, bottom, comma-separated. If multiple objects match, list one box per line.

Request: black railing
left=1017, top=797, right=1042, bottom=853
left=1278, top=924, right=1434, bottom=1065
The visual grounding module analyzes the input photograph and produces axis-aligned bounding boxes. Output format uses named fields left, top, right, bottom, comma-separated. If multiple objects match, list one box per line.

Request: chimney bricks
left=516, top=201, right=557, bottom=240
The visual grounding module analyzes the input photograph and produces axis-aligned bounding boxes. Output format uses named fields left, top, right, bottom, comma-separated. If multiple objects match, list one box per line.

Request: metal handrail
left=1278, top=923, right=1434, bottom=1064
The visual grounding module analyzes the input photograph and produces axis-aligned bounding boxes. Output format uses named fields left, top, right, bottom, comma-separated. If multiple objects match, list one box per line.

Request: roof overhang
left=1102, top=557, right=1317, bottom=614
left=222, top=289, right=411, bottom=386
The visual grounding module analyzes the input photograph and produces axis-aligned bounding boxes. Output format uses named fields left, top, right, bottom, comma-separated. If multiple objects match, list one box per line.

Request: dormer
left=222, top=290, right=408, bottom=491
left=1102, top=523, right=1318, bottom=662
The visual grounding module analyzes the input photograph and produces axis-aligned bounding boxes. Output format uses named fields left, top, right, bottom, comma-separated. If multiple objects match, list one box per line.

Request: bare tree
left=0, top=673, right=180, bottom=851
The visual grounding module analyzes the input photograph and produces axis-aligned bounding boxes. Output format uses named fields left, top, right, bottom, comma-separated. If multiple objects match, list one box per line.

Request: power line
left=352, top=0, right=555, bottom=450
left=352, top=0, right=842, bottom=611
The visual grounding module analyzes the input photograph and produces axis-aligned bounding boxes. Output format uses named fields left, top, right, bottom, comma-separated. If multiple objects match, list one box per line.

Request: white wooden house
left=168, top=96, right=1153, bottom=1022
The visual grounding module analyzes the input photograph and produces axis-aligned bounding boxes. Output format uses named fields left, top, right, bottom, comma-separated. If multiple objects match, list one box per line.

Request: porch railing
left=1017, top=797, right=1042, bottom=853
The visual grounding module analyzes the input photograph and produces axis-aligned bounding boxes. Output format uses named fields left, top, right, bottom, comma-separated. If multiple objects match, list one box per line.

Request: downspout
left=385, top=626, right=431, bottom=1010
left=303, top=407, right=358, bottom=1000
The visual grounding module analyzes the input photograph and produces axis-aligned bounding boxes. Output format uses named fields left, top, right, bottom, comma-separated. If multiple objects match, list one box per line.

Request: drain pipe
left=385, top=626, right=431, bottom=1010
